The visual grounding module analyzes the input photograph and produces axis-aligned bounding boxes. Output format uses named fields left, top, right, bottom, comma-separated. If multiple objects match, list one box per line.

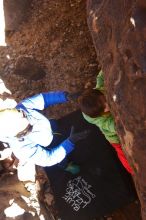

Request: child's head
left=78, top=89, right=107, bottom=118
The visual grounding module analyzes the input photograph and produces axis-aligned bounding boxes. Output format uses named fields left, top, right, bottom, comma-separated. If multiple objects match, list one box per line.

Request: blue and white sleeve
left=12, top=139, right=75, bottom=167
left=16, top=91, right=68, bottom=110
left=31, top=139, right=75, bottom=167
left=42, top=91, right=68, bottom=108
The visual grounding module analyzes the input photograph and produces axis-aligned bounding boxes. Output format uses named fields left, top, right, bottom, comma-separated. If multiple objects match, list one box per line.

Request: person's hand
left=68, top=126, right=90, bottom=144
left=66, top=92, right=81, bottom=101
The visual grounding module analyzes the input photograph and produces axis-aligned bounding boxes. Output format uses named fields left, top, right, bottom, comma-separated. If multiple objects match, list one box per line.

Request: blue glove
left=66, top=92, right=81, bottom=101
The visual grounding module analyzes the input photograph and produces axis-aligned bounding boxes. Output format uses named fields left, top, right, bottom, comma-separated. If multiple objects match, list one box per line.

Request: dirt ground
left=1, top=0, right=98, bottom=118
left=0, top=0, right=141, bottom=219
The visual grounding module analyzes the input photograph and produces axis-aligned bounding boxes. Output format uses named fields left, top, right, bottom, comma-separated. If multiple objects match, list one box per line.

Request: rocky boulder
left=87, top=0, right=146, bottom=219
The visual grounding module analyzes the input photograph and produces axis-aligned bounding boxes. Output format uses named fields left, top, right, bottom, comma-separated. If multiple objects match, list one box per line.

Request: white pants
left=17, top=162, right=36, bottom=182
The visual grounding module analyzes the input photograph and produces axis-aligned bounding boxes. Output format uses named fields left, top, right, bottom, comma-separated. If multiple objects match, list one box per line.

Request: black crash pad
left=44, top=110, right=136, bottom=220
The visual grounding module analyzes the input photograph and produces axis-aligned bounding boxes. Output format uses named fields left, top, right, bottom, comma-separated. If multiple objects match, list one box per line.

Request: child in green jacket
left=78, top=70, right=133, bottom=174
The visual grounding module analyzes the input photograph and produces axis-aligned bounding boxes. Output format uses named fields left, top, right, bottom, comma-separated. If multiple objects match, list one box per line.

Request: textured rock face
left=87, top=0, right=146, bottom=219
left=0, top=1, right=97, bottom=219
left=4, top=0, right=32, bottom=31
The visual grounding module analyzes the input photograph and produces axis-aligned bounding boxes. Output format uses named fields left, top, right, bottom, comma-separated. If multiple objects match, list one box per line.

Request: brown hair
left=78, top=89, right=106, bottom=117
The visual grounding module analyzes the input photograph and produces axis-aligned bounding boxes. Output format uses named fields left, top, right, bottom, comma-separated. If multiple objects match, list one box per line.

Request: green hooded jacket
left=83, top=70, right=120, bottom=144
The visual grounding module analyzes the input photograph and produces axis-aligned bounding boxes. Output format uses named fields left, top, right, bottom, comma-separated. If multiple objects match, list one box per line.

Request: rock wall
left=87, top=0, right=146, bottom=219
left=4, top=0, right=32, bottom=31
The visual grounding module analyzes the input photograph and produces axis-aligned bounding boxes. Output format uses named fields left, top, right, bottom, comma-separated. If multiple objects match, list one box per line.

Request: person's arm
left=42, top=91, right=68, bottom=108
left=10, top=128, right=89, bottom=167
left=11, top=138, right=75, bottom=167
left=32, top=139, right=75, bottom=167
left=95, top=70, right=104, bottom=92
left=16, top=91, right=68, bottom=111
